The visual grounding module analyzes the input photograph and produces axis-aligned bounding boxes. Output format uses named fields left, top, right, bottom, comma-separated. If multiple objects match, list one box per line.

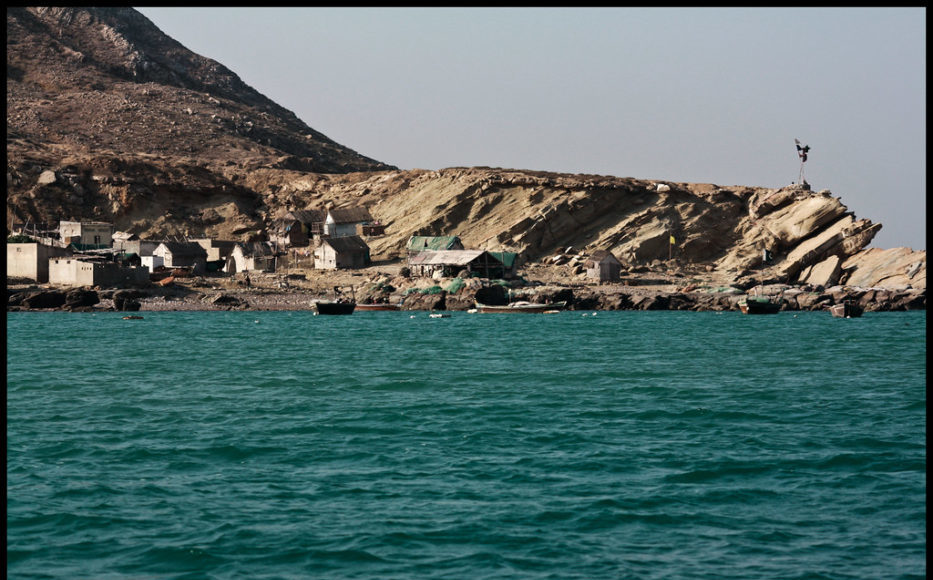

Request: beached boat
left=474, top=300, right=566, bottom=313
left=829, top=301, right=863, bottom=318
left=738, top=296, right=782, bottom=314
left=312, top=285, right=357, bottom=315
left=312, top=300, right=355, bottom=315
left=354, top=302, right=401, bottom=311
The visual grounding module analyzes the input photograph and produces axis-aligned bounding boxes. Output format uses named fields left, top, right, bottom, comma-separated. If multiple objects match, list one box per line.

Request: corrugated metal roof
left=409, top=249, right=500, bottom=266
left=322, top=235, right=370, bottom=253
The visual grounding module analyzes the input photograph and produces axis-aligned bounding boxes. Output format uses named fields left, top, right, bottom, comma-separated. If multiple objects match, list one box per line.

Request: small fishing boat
left=428, top=312, right=450, bottom=318
left=738, top=295, right=782, bottom=314
left=474, top=300, right=566, bottom=313
left=354, top=302, right=401, bottom=311
left=829, top=301, right=863, bottom=318
left=312, top=285, right=356, bottom=315
left=122, top=315, right=144, bottom=320
left=312, top=300, right=355, bottom=315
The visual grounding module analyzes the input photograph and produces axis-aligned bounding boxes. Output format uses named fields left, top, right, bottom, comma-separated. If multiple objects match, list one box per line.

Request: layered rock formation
left=6, top=7, right=925, bottom=294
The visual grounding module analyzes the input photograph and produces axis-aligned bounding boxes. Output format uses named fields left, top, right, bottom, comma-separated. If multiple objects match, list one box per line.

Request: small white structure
left=141, top=255, right=164, bottom=273
left=48, top=257, right=148, bottom=288
left=152, top=242, right=208, bottom=274
left=7, top=242, right=71, bottom=282
left=59, top=220, right=113, bottom=249
left=324, top=207, right=374, bottom=238
left=227, top=242, right=276, bottom=273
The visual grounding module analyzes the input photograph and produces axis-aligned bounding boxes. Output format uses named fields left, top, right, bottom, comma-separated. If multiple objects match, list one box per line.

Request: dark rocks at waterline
left=19, top=290, right=67, bottom=309
left=208, top=293, right=250, bottom=310
left=546, top=285, right=924, bottom=312
left=112, top=289, right=149, bottom=311
left=64, top=288, right=100, bottom=310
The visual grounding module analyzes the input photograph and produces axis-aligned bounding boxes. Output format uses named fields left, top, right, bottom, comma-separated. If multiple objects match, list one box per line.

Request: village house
left=270, top=209, right=325, bottom=248
left=192, top=238, right=238, bottom=272
left=7, top=242, right=72, bottom=283
left=406, top=235, right=465, bottom=256
left=407, top=250, right=505, bottom=279
left=227, top=242, right=277, bottom=273
left=59, top=220, right=113, bottom=250
left=314, top=235, right=371, bottom=270
left=585, top=250, right=623, bottom=283
left=112, top=231, right=161, bottom=257
left=48, top=255, right=149, bottom=288
left=152, top=241, right=208, bottom=274
left=324, top=207, right=374, bottom=238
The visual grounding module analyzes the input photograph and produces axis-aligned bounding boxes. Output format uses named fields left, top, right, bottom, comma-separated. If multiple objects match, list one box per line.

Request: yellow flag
left=669, top=235, right=676, bottom=245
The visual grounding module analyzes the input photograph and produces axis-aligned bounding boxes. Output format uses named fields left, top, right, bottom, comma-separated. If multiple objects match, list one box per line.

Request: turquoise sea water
left=7, top=310, right=926, bottom=580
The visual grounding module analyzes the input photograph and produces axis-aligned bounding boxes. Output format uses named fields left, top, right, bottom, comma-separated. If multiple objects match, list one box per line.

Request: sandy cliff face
left=6, top=7, right=924, bottom=291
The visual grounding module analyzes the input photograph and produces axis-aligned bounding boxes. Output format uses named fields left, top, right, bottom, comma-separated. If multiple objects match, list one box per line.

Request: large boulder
left=763, top=194, right=848, bottom=247
left=841, top=247, right=926, bottom=290
left=64, top=288, right=100, bottom=309
left=21, top=290, right=67, bottom=309
left=112, top=289, right=144, bottom=311
left=798, top=255, right=842, bottom=287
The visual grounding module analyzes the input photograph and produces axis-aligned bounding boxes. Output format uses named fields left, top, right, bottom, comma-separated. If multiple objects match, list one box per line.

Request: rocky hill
left=6, top=7, right=925, bottom=292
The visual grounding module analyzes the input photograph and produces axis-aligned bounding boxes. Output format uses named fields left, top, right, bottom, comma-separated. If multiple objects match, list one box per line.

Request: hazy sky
left=136, top=7, right=926, bottom=251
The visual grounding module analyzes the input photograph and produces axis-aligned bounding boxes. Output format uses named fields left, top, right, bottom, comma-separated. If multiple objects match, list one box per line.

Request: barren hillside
left=6, top=7, right=925, bottom=292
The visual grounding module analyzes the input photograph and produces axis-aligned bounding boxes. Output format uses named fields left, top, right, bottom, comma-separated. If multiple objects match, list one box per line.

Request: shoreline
left=7, top=278, right=926, bottom=314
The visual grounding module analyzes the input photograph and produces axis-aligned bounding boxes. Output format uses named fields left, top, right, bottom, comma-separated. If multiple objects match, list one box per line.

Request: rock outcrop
left=6, top=7, right=924, bottom=294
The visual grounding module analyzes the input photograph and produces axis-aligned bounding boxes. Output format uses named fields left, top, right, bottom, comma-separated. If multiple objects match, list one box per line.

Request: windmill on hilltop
left=795, top=139, right=810, bottom=186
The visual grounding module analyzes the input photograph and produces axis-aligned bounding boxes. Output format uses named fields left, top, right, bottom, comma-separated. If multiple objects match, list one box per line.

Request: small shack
left=585, top=250, right=623, bottom=283
left=324, top=207, right=374, bottom=238
left=271, top=209, right=325, bottom=247
left=152, top=242, right=208, bottom=274
left=192, top=238, right=238, bottom=262
left=48, top=256, right=149, bottom=287
left=227, top=242, right=277, bottom=273
left=407, top=250, right=505, bottom=279
left=59, top=220, right=113, bottom=250
left=314, top=235, right=371, bottom=270
left=488, top=251, right=520, bottom=279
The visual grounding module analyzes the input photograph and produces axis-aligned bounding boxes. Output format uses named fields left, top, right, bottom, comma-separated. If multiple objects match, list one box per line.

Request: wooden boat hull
left=475, top=300, right=566, bottom=313
left=313, top=301, right=355, bottom=315
left=738, top=297, right=781, bottom=314
left=830, top=302, right=863, bottom=318
left=354, top=303, right=401, bottom=311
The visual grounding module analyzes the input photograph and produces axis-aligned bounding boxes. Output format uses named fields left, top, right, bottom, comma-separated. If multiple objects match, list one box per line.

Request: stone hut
left=314, top=235, right=371, bottom=269
left=585, top=250, right=623, bottom=282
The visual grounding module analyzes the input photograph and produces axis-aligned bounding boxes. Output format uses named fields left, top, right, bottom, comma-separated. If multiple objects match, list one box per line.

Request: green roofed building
left=488, top=251, right=520, bottom=279
left=406, top=236, right=464, bottom=254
